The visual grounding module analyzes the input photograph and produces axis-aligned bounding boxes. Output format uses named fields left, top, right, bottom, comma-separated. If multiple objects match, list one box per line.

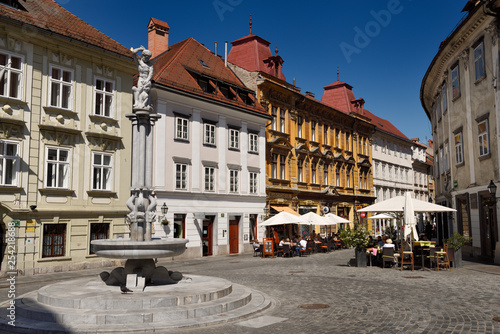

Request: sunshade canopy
left=358, top=196, right=456, bottom=213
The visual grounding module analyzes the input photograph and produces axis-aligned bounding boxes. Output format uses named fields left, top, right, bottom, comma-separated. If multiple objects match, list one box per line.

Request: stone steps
left=0, top=275, right=272, bottom=333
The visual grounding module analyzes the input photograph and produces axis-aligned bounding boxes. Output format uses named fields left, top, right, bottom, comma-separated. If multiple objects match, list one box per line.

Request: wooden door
left=229, top=220, right=239, bottom=254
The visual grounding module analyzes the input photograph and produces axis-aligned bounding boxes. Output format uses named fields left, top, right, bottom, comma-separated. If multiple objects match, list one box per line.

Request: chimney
left=148, top=18, right=170, bottom=58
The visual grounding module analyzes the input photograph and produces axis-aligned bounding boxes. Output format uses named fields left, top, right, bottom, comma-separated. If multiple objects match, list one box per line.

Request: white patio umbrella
left=367, top=213, right=394, bottom=220
left=300, top=212, right=334, bottom=225
left=325, top=213, right=352, bottom=224
left=403, top=192, right=419, bottom=246
left=358, top=196, right=456, bottom=213
left=259, top=211, right=309, bottom=226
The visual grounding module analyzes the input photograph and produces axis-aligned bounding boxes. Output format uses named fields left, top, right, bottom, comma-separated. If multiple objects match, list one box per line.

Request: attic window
left=238, top=91, right=254, bottom=106
left=219, top=84, right=235, bottom=100
left=0, top=0, right=26, bottom=10
left=197, top=76, right=215, bottom=94
left=198, top=59, right=210, bottom=69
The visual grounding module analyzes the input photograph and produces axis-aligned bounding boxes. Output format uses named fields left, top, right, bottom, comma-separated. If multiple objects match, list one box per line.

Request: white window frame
left=204, top=166, right=215, bottom=192
left=271, top=107, right=277, bottom=131
left=94, top=77, right=114, bottom=117
left=203, top=123, right=216, bottom=145
left=45, top=146, right=70, bottom=189
left=478, top=119, right=489, bottom=157
left=298, top=159, right=303, bottom=182
left=297, top=116, right=303, bottom=138
left=280, top=155, right=286, bottom=180
left=311, top=121, right=316, bottom=142
left=271, top=154, right=278, bottom=179
left=474, top=41, right=485, bottom=81
left=229, top=128, right=240, bottom=149
left=175, top=163, right=188, bottom=190
left=323, top=164, right=329, bottom=185
left=249, top=172, right=258, bottom=194
left=280, top=109, right=285, bottom=133
left=49, top=65, right=73, bottom=110
left=0, top=140, right=20, bottom=186
left=229, top=169, right=239, bottom=193
left=248, top=133, right=258, bottom=153
left=0, top=51, right=23, bottom=99
left=175, top=116, right=189, bottom=141
left=91, top=152, right=113, bottom=191
left=311, top=162, right=316, bottom=184
left=455, top=132, right=464, bottom=164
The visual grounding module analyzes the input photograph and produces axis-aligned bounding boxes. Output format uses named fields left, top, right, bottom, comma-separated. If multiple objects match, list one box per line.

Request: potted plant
left=445, top=232, right=471, bottom=268
left=161, top=219, right=169, bottom=226
left=340, top=225, right=370, bottom=267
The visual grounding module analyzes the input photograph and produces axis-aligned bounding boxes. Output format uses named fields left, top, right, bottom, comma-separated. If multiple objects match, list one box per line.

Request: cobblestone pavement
left=1, top=249, right=500, bottom=334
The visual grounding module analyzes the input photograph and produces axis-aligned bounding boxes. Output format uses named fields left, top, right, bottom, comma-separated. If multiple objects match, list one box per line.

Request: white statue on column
left=131, top=46, right=153, bottom=111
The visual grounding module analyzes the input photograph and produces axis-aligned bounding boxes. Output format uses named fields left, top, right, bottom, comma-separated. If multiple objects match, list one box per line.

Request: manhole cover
left=403, top=276, right=426, bottom=279
left=493, top=317, right=500, bottom=322
left=298, top=304, right=329, bottom=309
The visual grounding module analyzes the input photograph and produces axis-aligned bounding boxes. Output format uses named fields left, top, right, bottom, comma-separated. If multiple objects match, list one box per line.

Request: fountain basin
left=91, top=238, right=188, bottom=259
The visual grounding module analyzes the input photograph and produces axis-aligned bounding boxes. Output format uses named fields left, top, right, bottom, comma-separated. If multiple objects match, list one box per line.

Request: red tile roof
left=362, top=109, right=409, bottom=141
left=152, top=37, right=268, bottom=116
left=228, top=33, right=286, bottom=81
left=0, top=0, right=131, bottom=58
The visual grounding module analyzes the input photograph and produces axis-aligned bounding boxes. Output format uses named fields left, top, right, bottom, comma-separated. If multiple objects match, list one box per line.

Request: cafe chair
left=282, top=244, right=292, bottom=257
left=400, top=248, right=414, bottom=271
left=435, top=244, right=451, bottom=271
left=381, top=247, right=396, bottom=269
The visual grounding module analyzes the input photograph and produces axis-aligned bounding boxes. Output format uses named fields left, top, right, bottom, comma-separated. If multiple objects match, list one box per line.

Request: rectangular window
left=311, top=162, right=316, bottom=184
left=229, top=169, right=239, bottom=193
left=89, top=223, right=109, bottom=255
left=335, top=129, right=340, bottom=147
left=249, top=133, right=258, bottom=153
left=444, top=142, right=450, bottom=171
left=229, top=128, right=239, bottom=149
left=336, top=167, right=340, bottom=187
left=271, top=107, right=277, bottom=131
left=271, top=154, right=277, bottom=179
left=173, top=214, right=186, bottom=238
left=451, top=64, right=460, bottom=99
left=455, top=132, right=464, bottom=164
left=92, top=152, right=112, bottom=191
left=323, top=164, right=329, bottom=185
left=437, top=95, right=442, bottom=120
left=203, top=123, right=215, bottom=145
left=42, top=224, right=66, bottom=258
left=45, top=147, right=70, bottom=189
left=249, top=172, right=258, bottom=194
left=478, top=119, right=489, bottom=156
left=280, top=109, right=285, bottom=132
left=0, top=140, right=19, bottom=186
left=175, top=163, right=187, bottom=190
left=311, top=121, right=316, bottom=142
left=298, top=159, right=303, bottom=182
left=0, top=52, right=23, bottom=99
left=346, top=168, right=351, bottom=187
left=297, top=116, right=303, bottom=138
left=474, top=41, right=485, bottom=81
left=175, top=116, right=189, bottom=140
left=94, top=78, right=114, bottom=117
left=324, top=126, right=328, bottom=145
left=442, top=85, right=447, bottom=112
left=204, top=167, right=215, bottom=192
left=280, top=155, right=286, bottom=180
left=50, top=66, right=73, bottom=109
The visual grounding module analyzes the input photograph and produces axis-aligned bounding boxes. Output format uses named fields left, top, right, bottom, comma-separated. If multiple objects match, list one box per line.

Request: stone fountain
left=0, top=47, right=270, bottom=333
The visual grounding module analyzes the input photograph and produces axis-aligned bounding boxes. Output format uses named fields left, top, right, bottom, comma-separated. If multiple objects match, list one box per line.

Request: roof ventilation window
left=0, top=0, right=26, bottom=10
left=198, top=59, right=210, bottom=69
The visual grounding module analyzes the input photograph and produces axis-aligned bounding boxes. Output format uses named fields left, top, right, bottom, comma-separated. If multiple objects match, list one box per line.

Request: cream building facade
left=421, top=0, right=500, bottom=261
left=0, top=0, right=135, bottom=275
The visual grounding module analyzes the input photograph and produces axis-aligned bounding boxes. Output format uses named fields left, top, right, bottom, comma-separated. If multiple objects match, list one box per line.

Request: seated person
left=376, top=236, right=384, bottom=247
left=252, top=239, right=260, bottom=251
left=382, top=238, right=395, bottom=249
left=296, top=237, right=308, bottom=256
left=367, top=236, right=375, bottom=248
left=279, top=238, right=285, bottom=247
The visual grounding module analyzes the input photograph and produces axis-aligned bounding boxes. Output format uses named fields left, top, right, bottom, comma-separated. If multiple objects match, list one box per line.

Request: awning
left=271, top=206, right=300, bottom=216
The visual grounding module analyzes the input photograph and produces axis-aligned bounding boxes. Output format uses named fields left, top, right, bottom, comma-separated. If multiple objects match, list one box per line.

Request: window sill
left=455, top=162, right=465, bottom=168
left=228, top=147, right=240, bottom=152
left=0, top=186, right=23, bottom=193
left=38, top=256, right=72, bottom=263
left=203, top=143, right=216, bottom=148
left=44, top=106, right=77, bottom=117
left=0, top=95, right=28, bottom=105
left=39, top=188, right=75, bottom=196
left=474, top=75, right=486, bottom=85
left=87, top=190, right=117, bottom=198
left=174, top=138, right=190, bottom=143
left=248, top=150, right=259, bottom=155
left=89, top=114, right=117, bottom=124
left=452, top=94, right=461, bottom=102
left=479, top=153, right=491, bottom=161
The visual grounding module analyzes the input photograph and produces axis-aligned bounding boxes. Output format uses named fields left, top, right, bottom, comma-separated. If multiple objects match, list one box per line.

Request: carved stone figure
left=131, top=46, right=153, bottom=111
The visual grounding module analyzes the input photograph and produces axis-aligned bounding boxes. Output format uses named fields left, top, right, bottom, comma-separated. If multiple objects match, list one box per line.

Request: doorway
left=202, top=216, right=214, bottom=256
left=229, top=216, right=240, bottom=254
left=479, top=195, right=497, bottom=260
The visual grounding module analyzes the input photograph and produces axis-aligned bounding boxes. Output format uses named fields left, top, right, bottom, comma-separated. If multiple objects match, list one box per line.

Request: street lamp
left=263, top=206, right=269, bottom=216
left=487, top=180, right=497, bottom=197
left=161, top=202, right=168, bottom=215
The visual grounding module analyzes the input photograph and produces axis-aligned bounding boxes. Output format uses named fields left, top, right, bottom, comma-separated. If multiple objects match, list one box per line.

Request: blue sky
left=58, top=0, right=468, bottom=143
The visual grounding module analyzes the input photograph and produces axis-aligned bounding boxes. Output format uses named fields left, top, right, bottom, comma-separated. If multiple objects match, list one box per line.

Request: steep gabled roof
left=321, top=80, right=356, bottom=114
left=152, top=37, right=268, bottom=116
left=0, top=0, right=131, bottom=58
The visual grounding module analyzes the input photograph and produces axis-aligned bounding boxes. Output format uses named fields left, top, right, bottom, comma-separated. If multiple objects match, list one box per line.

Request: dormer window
left=197, top=76, right=215, bottom=94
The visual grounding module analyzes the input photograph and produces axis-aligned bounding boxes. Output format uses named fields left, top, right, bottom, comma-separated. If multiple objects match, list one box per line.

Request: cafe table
left=412, top=241, right=432, bottom=269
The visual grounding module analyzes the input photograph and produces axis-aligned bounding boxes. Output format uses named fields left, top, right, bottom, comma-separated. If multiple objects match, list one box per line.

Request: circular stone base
left=91, top=238, right=188, bottom=259
left=0, top=275, right=272, bottom=333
